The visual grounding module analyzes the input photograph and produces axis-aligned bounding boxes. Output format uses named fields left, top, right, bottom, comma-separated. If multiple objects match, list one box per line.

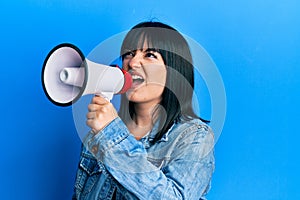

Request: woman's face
left=122, top=44, right=167, bottom=104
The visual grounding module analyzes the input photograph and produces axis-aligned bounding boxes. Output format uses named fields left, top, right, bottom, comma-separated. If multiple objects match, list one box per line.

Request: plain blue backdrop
left=0, top=0, right=299, bottom=199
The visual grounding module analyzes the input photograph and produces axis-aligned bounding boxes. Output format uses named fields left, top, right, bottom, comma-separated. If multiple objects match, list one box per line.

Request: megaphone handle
left=96, top=92, right=113, bottom=102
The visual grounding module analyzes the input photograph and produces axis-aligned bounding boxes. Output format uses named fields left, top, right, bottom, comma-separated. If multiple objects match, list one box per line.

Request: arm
left=86, top=117, right=215, bottom=200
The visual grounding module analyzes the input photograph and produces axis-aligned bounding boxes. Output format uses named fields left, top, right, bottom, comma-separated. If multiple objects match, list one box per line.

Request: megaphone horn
left=42, top=43, right=132, bottom=106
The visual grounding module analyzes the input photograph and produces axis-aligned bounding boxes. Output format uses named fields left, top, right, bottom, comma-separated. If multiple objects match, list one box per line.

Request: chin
left=126, top=91, right=138, bottom=102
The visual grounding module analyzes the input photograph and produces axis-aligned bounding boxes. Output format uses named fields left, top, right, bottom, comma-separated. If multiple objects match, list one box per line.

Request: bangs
left=121, top=26, right=192, bottom=64
left=121, top=27, right=173, bottom=58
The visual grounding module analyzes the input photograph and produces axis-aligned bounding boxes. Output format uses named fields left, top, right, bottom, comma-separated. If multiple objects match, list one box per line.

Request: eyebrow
left=144, top=48, right=160, bottom=53
left=123, top=48, right=161, bottom=55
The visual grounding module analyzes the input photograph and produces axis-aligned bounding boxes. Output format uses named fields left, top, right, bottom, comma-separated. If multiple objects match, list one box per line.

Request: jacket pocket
left=75, top=152, right=103, bottom=195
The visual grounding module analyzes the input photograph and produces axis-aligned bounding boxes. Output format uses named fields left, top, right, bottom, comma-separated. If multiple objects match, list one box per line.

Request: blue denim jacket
left=73, top=117, right=215, bottom=200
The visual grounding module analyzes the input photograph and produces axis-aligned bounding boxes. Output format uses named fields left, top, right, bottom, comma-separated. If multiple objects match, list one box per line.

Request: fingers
left=86, top=111, right=95, bottom=120
left=86, top=117, right=102, bottom=133
left=85, top=96, right=118, bottom=133
left=88, top=104, right=108, bottom=114
left=88, top=103, right=98, bottom=112
left=92, top=95, right=109, bottom=105
left=86, top=105, right=107, bottom=121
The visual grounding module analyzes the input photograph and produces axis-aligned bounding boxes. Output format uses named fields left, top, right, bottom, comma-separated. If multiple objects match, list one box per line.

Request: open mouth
left=131, top=74, right=145, bottom=88
left=132, top=74, right=144, bottom=83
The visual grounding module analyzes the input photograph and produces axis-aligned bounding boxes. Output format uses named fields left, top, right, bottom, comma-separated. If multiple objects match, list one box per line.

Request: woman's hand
left=86, top=95, right=118, bottom=134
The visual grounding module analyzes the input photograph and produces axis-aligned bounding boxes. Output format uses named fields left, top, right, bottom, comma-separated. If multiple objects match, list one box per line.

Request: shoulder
left=172, top=117, right=213, bottom=139
left=166, top=117, right=215, bottom=160
left=168, top=117, right=214, bottom=148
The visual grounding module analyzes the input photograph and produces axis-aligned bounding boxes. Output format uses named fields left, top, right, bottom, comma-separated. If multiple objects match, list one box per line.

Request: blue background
left=0, top=0, right=299, bottom=199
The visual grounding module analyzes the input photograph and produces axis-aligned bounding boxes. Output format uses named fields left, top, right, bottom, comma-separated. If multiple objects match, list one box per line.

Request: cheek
left=148, top=84, right=165, bottom=98
left=126, top=84, right=164, bottom=102
left=146, top=67, right=167, bottom=86
left=122, top=60, right=130, bottom=71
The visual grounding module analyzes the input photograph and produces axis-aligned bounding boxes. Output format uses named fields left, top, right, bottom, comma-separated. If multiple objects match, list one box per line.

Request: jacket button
left=91, top=145, right=98, bottom=154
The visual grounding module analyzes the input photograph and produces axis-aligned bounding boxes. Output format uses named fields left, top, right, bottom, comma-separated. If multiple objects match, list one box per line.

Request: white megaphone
left=42, top=43, right=132, bottom=106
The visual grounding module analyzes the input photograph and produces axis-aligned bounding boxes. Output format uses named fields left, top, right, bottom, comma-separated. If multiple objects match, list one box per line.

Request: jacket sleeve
left=86, top=117, right=215, bottom=200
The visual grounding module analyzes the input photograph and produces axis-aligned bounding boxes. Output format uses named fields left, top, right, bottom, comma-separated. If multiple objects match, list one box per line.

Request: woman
left=73, top=21, right=215, bottom=200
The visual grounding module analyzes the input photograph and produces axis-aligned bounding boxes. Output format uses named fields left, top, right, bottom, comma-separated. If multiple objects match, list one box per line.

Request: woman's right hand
left=86, top=95, right=118, bottom=134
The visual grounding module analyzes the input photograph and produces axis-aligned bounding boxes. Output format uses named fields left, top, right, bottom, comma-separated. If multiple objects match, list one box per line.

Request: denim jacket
left=73, top=117, right=215, bottom=200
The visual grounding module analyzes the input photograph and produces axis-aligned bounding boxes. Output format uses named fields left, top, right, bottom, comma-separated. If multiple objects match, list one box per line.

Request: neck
left=133, top=102, right=157, bottom=126
left=127, top=101, right=160, bottom=140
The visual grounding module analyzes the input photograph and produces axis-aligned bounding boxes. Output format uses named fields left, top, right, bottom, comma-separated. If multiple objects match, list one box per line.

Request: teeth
left=132, top=75, right=144, bottom=80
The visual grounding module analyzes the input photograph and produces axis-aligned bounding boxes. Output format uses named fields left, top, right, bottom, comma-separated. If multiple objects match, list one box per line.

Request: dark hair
left=118, top=21, right=208, bottom=143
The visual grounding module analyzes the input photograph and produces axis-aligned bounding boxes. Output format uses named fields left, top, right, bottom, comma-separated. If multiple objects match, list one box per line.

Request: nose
left=128, top=52, right=142, bottom=69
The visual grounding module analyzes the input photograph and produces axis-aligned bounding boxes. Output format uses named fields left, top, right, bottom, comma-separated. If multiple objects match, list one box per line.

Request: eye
left=123, top=51, right=135, bottom=59
left=145, top=52, right=157, bottom=59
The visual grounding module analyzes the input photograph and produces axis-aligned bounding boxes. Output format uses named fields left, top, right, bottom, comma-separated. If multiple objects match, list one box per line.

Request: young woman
left=73, top=21, right=215, bottom=200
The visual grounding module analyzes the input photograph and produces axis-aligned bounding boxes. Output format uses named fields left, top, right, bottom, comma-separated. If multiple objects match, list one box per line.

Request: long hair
left=118, top=21, right=208, bottom=143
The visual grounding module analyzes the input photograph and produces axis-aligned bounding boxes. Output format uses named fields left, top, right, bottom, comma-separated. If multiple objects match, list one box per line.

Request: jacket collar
left=140, top=119, right=177, bottom=148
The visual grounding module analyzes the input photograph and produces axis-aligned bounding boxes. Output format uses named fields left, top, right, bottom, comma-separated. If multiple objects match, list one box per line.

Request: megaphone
left=42, top=43, right=132, bottom=106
